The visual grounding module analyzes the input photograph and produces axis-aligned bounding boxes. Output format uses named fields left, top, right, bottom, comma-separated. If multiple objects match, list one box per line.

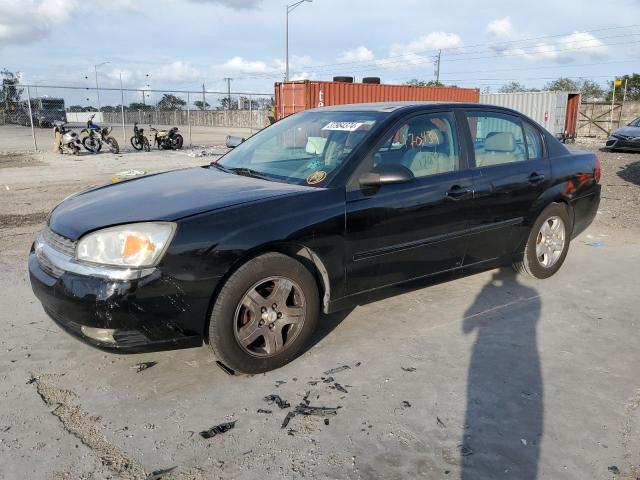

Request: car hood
left=612, top=125, right=640, bottom=137
left=49, top=167, right=313, bottom=240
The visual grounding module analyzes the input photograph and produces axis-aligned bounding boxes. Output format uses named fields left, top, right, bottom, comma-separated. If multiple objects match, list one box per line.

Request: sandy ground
left=0, top=142, right=639, bottom=479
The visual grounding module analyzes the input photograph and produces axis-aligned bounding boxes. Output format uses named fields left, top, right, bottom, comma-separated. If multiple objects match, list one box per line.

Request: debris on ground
left=324, top=365, right=351, bottom=375
left=586, top=240, right=606, bottom=247
left=257, top=409, right=272, bottom=414
left=281, top=412, right=295, bottom=429
left=112, top=169, right=146, bottom=182
left=608, top=466, right=620, bottom=474
left=294, top=404, right=340, bottom=417
left=264, top=394, right=291, bottom=409
left=145, top=466, right=177, bottom=480
left=330, top=382, right=348, bottom=393
left=324, top=418, right=330, bottom=426
left=199, top=421, right=237, bottom=439
left=437, top=416, right=446, bottom=428
left=401, top=366, right=417, bottom=372
left=401, top=400, right=412, bottom=408
left=130, top=361, right=157, bottom=373
left=275, top=380, right=287, bottom=387
left=458, top=444, right=473, bottom=456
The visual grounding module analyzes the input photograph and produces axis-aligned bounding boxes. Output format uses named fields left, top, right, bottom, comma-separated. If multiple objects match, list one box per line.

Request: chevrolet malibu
left=29, top=102, right=601, bottom=373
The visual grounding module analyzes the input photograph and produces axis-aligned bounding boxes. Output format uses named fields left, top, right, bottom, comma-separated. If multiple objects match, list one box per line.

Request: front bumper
left=606, top=135, right=640, bottom=151
left=28, top=248, right=204, bottom=353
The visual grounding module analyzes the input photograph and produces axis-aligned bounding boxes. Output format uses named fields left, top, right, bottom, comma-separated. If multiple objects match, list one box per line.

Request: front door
left=345, top=110, right=474, bottom=295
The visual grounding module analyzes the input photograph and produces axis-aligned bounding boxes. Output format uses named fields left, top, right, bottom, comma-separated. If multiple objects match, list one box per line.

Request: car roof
left=306, top=101, right=515, bottom=114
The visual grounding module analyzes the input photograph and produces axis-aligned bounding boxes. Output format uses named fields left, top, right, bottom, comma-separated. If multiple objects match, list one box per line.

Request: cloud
left=487, top=17, right=607, bottom=62
left=338, top=46, right=375, bottom=63
left=154, top=61, right=201, bottom=83
left=387, top=32, right=463, bottom=67
left=0, top=0, right=79, bottom=46
left=222, top=56, right=272, bottom=74
left=186, top=0, right=262, bottom=9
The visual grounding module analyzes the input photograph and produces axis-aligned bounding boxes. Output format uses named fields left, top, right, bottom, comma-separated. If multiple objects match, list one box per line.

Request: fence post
left=120, top=74, right=126, bottom=149
left=25, top=86, right=38, bottom=152
left=249, top=94, right=253, bottom=136
left=187, top=91, right=192, bottom=148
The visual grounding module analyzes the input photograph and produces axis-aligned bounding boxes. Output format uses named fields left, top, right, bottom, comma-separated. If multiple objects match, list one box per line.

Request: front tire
left=82, top=136, right=100, bottom=153
left=106, top=137, right=119, bottom=154
left=172, top=134, right=183, bottom=150
left=131, top=136, right=143, bottom=150
left=208, top=253, right=319, bottom=374
left=513, top=203, right=571, bottom=279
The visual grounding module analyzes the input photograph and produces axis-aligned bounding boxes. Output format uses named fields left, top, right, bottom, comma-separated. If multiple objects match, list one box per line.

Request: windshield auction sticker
left=322, top=121, right=364, bottom=132
left=306, top=171, right=327, bottom=184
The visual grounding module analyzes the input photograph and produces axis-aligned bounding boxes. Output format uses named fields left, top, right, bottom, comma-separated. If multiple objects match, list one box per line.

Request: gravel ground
left=572, top=138, right=640, bottom=228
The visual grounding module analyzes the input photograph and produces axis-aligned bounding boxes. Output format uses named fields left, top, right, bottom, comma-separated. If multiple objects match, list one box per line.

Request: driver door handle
left=528, top=172, right=546, bottom=184
left=445, top=185, right=472, bottom=200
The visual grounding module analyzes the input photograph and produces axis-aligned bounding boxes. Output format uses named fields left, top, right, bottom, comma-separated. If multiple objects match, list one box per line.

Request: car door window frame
left=346, top=109, right=469, bottom=191
left=463, top=109, right=549, bottom=169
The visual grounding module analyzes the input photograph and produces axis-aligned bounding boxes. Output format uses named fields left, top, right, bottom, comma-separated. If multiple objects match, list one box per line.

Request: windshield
left=216, top=110, right=382, bottom=186
left=629, top=117, right=640, bottom=127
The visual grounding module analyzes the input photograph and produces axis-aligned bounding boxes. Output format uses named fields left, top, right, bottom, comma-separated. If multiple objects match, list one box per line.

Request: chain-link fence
left=0, top=84, right=274, bottom=153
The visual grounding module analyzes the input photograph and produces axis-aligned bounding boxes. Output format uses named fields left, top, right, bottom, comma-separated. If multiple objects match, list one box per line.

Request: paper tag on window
left=322, top=121, right=364, bottom=132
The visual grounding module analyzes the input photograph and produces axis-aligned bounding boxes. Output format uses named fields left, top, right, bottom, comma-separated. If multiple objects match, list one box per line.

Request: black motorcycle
left=150, top=125, right=183, bottom=150
left=130, top=122, right=150, bottom=152
left=81, top=114, right=119, bottom=154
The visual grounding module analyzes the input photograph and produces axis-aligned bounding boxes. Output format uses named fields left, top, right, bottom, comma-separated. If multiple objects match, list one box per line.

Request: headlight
left=76, top=222, right=176, bottom=268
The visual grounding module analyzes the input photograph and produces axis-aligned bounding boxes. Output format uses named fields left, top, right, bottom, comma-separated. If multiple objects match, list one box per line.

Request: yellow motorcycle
left=150, top=125, right=183, bottom=150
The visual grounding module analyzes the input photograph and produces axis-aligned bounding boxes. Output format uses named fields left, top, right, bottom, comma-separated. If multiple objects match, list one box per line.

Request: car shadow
left=617, top=159, right=640, bottom=186
left=460, top=268, right=543, bottom=479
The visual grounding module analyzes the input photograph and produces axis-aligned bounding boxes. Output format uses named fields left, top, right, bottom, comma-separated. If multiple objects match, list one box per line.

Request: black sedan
left=606, top=116, right=640, bottom=151
left=29, top=102, right=601, bottom=373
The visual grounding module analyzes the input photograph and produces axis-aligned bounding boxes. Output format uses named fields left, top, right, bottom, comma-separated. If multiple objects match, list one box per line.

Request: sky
left=1, top=0, right=640, bottom=106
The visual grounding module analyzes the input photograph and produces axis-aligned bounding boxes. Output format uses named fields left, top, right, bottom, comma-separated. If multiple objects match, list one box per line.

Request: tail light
left=594, top=153, right=601, bottom=184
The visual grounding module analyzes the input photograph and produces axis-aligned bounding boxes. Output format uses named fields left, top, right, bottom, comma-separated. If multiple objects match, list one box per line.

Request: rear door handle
left=445, top=185, right=472, bottom=200
left=528, top=172, right=546, bottom=184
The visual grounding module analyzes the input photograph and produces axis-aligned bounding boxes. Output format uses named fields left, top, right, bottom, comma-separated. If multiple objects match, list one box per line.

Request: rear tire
left=513, top=203, right=571, bottom=279
left=172, top=134, right=183, bottom=150
left=208, top=253, right=319, bottom=374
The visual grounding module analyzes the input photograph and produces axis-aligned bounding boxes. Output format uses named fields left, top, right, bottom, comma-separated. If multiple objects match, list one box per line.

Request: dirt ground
left=0, top=140, right=639, bottom=479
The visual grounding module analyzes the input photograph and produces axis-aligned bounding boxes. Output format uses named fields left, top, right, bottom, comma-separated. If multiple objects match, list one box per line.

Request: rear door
left=462, top=109, right=551, bottom=264
left=344, top=110, right=474, bottom=294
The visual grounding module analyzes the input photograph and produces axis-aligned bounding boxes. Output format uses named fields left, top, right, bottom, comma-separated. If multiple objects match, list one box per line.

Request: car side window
left=523, top=122, right=543, bottom=160
left=372, top=112, right=460, bottom=178
left=466, top=111, right=526, bottom=167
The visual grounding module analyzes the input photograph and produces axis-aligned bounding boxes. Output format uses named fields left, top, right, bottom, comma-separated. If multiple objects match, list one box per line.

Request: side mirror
left=359, top=163, right=415, bottom=187
left=226, top=135, right=245, bottom=148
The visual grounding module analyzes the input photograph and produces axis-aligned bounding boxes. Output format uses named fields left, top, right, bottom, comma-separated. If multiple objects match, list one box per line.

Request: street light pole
left=285, top=0, right=312, bottom=81
left=94, top=61, right=110, bottom=115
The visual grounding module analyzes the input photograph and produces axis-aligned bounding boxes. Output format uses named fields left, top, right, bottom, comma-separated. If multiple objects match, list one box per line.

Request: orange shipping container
left=274, top=80, right=480, bottom=120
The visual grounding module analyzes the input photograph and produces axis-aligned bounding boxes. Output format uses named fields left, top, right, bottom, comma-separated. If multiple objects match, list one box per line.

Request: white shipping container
left=480, top=91, right=579, bottom=138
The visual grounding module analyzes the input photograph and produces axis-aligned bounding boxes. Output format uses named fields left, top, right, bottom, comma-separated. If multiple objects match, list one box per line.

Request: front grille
left=42, top=227, right=76, bottom=257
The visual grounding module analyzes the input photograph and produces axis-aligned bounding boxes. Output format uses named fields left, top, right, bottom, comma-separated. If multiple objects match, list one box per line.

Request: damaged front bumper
left=28, top=242, right=205, bottom=353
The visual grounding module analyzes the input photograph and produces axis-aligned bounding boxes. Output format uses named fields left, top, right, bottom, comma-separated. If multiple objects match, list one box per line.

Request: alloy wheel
left=233, top=276, right=306, bottom=357
left=535, top=216, right=566, bottom=268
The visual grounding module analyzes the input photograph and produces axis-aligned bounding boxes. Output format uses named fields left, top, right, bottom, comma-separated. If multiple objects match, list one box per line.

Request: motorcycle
left=130, top=122, right=150, bottom=152
left=53, top=121, right=82, bottom=155
left=150, top=125, right=183, bottom=150
left=81, top=114, right=119, bottom=154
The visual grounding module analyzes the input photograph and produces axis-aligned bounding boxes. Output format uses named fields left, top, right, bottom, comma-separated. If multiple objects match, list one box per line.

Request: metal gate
left=577, top=102, right=623, bottom=137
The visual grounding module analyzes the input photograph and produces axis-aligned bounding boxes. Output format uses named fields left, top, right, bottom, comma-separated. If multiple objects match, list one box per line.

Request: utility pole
left=94, top=61, right=110, bottom=115
left=285, top=0, right=312, bottom=81
left=202, top=83, right=206, bottom=110
left=224, top=77, right=232, bottom=109
left=434, top=50, right=441, bottom=86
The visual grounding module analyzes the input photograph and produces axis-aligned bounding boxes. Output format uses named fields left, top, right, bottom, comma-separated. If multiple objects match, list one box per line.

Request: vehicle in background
left=15, top=97, right=67, bottom=127
left=130, top=122, right=151, bottom=152
left=81, top=114, right=119, bottom=154
left=150, top=125, right=183, bottom=150
left=605, top=116, right=640, bottom=152
left=53, top=121, right=82, bottom=155
left=29, top=102, right=601, bottom=374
